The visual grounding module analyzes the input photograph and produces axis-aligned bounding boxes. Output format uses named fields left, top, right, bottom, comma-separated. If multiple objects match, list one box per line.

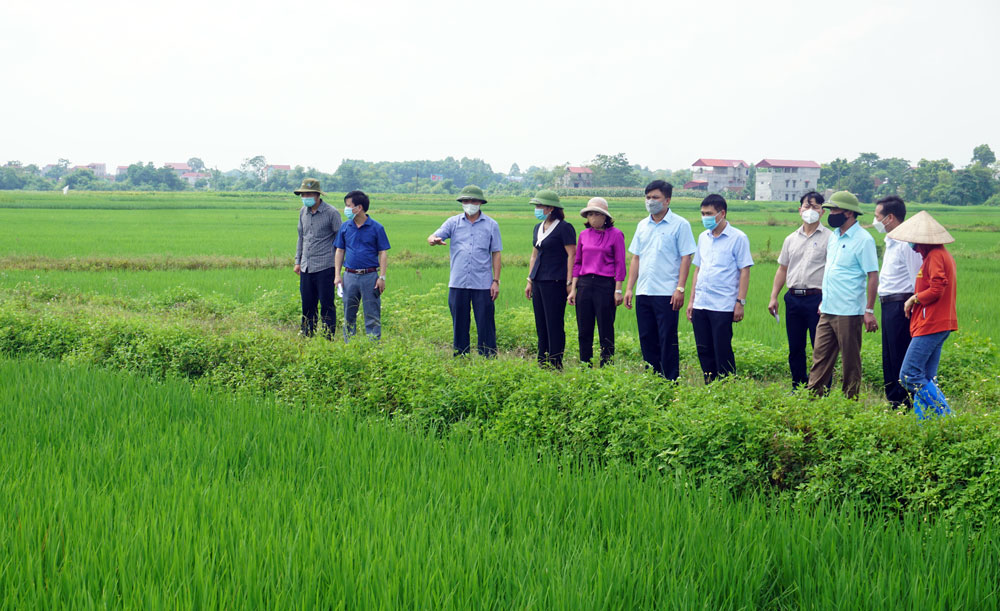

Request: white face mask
left=873, top=219, right=887, bottom=233
left=462, top=203, right=481, bottom=216
left=800, top=209, right=820, bottom=225
left=645, top=198, right=663, bottom=215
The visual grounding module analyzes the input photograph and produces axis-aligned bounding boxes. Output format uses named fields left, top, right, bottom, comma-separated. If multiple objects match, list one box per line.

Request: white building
left=684, top=158, right=749, bottom=193
left=754, top=159, right=821, bottom=202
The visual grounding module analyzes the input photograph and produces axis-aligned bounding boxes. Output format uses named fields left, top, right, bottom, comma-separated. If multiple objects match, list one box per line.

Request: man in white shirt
left=873, top=196, right=923, bottom=408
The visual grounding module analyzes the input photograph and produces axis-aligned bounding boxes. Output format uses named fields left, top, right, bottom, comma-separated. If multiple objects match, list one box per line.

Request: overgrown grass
left=2, top=358, right=998, bottom=608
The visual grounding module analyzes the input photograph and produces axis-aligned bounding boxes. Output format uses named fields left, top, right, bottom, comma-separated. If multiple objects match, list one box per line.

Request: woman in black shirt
left=524, top=190, right=576, bottom=369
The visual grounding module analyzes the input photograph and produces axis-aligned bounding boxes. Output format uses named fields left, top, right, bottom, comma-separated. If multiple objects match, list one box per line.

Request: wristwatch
left=864, top=308, right=875, bottom=314
left=615, top=289, right=623, bottom=294
left=737, top=298, right=747, bottom=306
left=378, top=275, right=386, bottom=280
left=676, top=286, right=685, bottom=293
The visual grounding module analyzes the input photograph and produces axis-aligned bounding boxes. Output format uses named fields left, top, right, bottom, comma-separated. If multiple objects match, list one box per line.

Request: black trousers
left=636, top=295, right=680, bottom=380
left=575, top=274, right=616, bottom=366
left=692, top=308, right=735, bottom=383
left=448, top=288, right=496, bottom=357
left=881, top=299, right=913, bottom=407
left=299, top=267, right=336, bottom=338
left=784, top=291, right=822, bottom=387
left=532, top=280, right=568, bottom=368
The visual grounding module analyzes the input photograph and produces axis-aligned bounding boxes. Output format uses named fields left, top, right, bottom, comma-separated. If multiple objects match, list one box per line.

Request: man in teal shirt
left=806, top=191, right=880, bottom=398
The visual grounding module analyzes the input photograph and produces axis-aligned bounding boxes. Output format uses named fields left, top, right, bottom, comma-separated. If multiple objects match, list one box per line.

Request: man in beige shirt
left=768, top=191, right=832, bottom=387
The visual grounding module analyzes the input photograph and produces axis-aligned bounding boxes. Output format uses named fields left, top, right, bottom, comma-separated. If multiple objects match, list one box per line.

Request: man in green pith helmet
left=293, top=178, right=342, bottom=338
left=427, top=185, right=503, bottom=357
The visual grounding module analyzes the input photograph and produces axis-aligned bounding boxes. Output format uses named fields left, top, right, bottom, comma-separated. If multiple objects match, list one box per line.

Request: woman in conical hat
left=887, top=211, right=957, bottom=419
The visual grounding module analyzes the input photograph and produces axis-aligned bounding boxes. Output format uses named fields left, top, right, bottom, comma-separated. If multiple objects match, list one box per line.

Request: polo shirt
left=627, top=209, right=697, bottom=296
left=878, top=236, right=922, bottom=296
left=820, top=222, right=879, bottom=316
left=692, top=223, right=754, bottom=312
left=433, top=212, right=503, bottom=290
left=777, top=224, right=830, bottom=290
left=334, top=216, right=391, bottom=270
left=529, top=220, right=576, bottom=282
left=296, top=201, right=342, bottom=273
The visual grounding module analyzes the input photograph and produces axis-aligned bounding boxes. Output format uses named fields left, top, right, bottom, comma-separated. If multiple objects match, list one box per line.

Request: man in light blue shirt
left=687, top=194, right=753, bottom=383
left=624, top=180, right=696, bottom=380
left=428, top=185, right=503, bottom=356
left=807, top=190, right=880, bottom=398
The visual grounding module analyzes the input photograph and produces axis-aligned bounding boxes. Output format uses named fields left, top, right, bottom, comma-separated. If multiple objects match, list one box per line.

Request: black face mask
left=828, top=212, right=847, bottom=228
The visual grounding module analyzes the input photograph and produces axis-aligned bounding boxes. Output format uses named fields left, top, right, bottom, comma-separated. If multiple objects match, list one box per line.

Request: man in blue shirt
left=806, top=190, right=880, bottom=399
left=687, top=194, right=754, bottom=383
left=624, top=180, right=697, bottom=380
left=427, top=185, right=503, bottom=357
left=334, top=190, right=391, bottom=341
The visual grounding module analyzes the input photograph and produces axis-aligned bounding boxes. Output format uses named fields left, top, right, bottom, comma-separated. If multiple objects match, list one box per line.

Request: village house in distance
left=558, top=166, right=594, bottom=189
left=754, top=159, right=821, bottom=202
left=683, top=159, right=750, bottom=193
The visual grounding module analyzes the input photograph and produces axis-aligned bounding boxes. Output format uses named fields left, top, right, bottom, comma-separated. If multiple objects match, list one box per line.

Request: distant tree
left=935, top=164, right=997, bottom=205
left=508, top=162, right=521, bottom=177
left=240, top=155, right=268, bottom=181
left=972, top=144, right=996, bottom=167
left=62, top=169, right=99, bottom=190
left=904, top=158, right=954, bottom=202
left=5, top=160, right=22, bottom=168
left=187, top=157, right=206, bottom=173
left=591, top=153, right=638, bottom=187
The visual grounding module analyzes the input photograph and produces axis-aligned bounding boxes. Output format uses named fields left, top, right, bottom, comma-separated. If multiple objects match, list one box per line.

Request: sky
left=1, top=0, right=997, bottom=174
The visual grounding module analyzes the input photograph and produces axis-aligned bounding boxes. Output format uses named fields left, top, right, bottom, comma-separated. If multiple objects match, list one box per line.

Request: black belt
left=880, top=292, right=912, bottom=304
left=788, top=288, right=822, bottom=297
left=345, top=267, right=378, bottom=274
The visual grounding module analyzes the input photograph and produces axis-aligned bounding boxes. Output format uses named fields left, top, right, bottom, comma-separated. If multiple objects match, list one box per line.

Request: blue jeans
left=900, top=330, right=952, bottom=419
left=342, top=271, right=381, bottom=341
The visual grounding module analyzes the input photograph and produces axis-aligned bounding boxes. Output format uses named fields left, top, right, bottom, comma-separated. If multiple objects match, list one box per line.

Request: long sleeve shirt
left=910, top=245, right=958, bottom=337
left=572, top=227, right=626, bottom=282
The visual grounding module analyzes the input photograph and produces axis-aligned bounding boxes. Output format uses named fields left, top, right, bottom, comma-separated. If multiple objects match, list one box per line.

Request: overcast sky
left=2, top=0, right=997, bottom=173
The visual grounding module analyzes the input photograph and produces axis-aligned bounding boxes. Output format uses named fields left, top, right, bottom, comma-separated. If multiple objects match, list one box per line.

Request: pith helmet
left=823, top=190, right=864, bottom=215
left=887, top=211, right=955, bottom=245
left=580, top=197, right=614, bottom=222
left=529, top=189, right=562, bottom=208
left=293, top=178, right=325, bottom=196
left=456, top=185, right=487, bottom=203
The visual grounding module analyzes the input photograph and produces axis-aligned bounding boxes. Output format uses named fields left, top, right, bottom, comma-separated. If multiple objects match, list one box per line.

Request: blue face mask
left=534, top=208, right=547, bottom=221
left=302, top=197, right=316, bottom=208
left=344, top=206, right=356, bottom=220
left=701, top=213, right=718, bottom=230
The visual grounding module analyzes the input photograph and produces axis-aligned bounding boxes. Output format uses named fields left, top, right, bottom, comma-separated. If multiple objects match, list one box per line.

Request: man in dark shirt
left=334, top=190, right=391, bottom=341
left=294, top=178, right=342, bottom=337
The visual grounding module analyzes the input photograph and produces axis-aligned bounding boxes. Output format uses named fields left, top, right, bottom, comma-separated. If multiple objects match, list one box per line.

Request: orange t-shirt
left=910, top=245, right=958, bottom=337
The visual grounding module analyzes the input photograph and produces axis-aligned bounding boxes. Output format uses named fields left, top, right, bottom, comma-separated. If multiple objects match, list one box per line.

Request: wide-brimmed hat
left=456, top=185, right=487, bottom=203
left=529, top=189, right=562, bottom=208
left=579, top=197, right=613, bottom=222
left=293, top=178, right=325, bottom=196
left=823, top=190, right=863, bottom=215
left=887, top=210, right=954, bottom=245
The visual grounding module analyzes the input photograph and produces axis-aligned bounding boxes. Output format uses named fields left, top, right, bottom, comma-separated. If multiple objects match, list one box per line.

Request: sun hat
left=293, top=178, right=325, bottom=196
left=886, top=210, right=954, bottom=245
left=456, top=185, right=487, bottom=203
left=823, top=190, right=864, bottom=215
left=579, top=197, right=613, bottom=222
left=529, top=189, right=562, bottom=208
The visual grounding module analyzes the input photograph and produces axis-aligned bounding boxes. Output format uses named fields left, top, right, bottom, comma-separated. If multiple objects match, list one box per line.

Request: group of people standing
left=292, top=176, right=959, bottom=419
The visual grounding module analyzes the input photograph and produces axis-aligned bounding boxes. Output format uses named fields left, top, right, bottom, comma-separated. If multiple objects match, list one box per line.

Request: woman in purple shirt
left=568, top=198, right=627, bottom=366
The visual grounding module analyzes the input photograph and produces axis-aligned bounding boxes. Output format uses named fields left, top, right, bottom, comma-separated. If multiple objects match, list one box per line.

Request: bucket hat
left=823, top=190, right=864, bottom=215
left=529, top=189, right=562, bottom=208
left=456, top=185, right=487, bottom=203
left=887, top=210, right=954, bottom=245
left=579, top=197, right=613, bottom=222
left=293, top=178, right=325, bottom=196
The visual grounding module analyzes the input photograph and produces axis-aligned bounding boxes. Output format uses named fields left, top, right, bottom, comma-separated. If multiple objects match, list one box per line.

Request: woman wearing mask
left=524, top=190, right=576, bottom=369
left=888, top=211, right=958, bottom=419
left=568, top=198, right=626, bottom=366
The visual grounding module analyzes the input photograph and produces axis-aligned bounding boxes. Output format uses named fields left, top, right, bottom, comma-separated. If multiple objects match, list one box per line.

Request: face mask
left=873, top=219, right=887, bottom=233
left=534, top=208, right=547, bottom=221
left=828, top=212, right=847, bottom=228
left=302, top=197, right=316, bottom=208
left=909, top=242, right=920, bottom=252
left=801, top=209, right=820, bottom=225
left=344, top=206, right=356, bottom=220
left=645, top=198, right=663, bottom=215
left=462, top=203, right=481, bottom=216
left=701, top=214, right=718, bottom=231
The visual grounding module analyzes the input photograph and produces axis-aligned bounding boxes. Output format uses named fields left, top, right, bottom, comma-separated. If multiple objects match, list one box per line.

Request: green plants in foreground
left=2, top=359, right=998, bottom=608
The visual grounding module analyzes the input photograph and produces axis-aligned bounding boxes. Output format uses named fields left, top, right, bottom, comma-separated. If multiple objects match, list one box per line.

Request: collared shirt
left=334, top=216, right=391, bottom=270
left=692, top=223, right=754, bottom=312
left=434, top=212, right=503, bottom=289
left=878, top=236, right=922, bottom=296
left=627, top=209, right=697, bottom=296
left=296, top=201, right=342, bottom=273
left=530, top=220, right=576, bottom=282
left=820, top=222, right=879, bottom=316
left=777, top=224, right=831, bottom=290
left=573, top=227, right=627, bottom=281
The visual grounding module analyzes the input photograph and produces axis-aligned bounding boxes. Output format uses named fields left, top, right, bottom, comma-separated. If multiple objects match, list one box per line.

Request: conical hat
left=886, top=210, right=954, bottom=245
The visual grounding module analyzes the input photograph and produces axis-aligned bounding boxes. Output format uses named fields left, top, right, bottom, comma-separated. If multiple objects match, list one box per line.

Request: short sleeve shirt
left=433, top=213, right=503, bottom=290
left=820, top=222, right=879, bottom=316
left=530, top=220, right=576, bottom=281
left=627, top=210, right=697, bottom=296
left=777, top=224, right=831, bottom=290
left=334, top=216, right=391, bottom=270
left=692, top=223, right=754, bottom=311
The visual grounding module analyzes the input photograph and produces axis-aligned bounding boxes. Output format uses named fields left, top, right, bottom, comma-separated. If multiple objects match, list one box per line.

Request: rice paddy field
left=3, top=190, right=1000, bottom=607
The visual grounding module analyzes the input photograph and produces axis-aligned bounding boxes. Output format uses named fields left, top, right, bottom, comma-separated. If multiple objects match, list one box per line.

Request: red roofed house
left=164, top=162, right=191, bottom=175
left=754, top=159, right=822, bottom=202
left=684, top=159, right=749, bottom=192
left=558, top=166, right=594, bottom=189
left=265, top=164, right=292, bottom=181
